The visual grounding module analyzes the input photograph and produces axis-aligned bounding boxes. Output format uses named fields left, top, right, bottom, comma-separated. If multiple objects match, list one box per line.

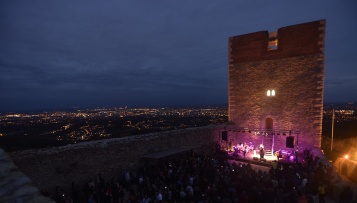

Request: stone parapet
left=0, top=149, right=54, bottom=202
left=10, top=126, right=219, bottom=193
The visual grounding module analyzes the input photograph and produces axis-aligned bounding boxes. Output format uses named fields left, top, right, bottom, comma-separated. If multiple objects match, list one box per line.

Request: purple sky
left=0, top=0, right=356, bottom=112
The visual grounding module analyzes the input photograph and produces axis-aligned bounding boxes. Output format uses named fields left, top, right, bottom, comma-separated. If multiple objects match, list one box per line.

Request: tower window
left=267, top=89, right=275, bottom=96
left=268, top=31, right=278, bottom=50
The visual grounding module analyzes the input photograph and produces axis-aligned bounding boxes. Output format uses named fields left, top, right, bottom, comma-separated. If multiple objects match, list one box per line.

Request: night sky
left=1, top=1, right=356, bottom=112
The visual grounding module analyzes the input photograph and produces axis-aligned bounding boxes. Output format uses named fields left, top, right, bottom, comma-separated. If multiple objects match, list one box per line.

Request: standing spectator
left=340, top=186, right=354, bottom=203
left=317, top=182, right=326, bottom=203
left=156, top=190, right=163, bottom=202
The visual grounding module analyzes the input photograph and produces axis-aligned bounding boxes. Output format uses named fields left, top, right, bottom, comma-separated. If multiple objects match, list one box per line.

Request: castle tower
left=228, top=20, right=325, bottom=148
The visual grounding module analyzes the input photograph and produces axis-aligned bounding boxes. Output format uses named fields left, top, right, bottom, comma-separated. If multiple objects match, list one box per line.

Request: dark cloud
left=0, top=0, right=356, bottom=111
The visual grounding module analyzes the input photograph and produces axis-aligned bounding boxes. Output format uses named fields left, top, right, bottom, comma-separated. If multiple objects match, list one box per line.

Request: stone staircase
left=263, top=136, right=273, bottom=156
left=262, top=133, right=284, bottom=157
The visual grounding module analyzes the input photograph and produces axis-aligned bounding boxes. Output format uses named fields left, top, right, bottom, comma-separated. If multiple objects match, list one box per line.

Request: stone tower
left=228, top=20, right=325, bottom=148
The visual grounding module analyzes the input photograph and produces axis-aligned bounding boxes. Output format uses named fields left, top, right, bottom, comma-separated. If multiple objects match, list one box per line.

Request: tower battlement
left=229, top=20, right=325, bottom=64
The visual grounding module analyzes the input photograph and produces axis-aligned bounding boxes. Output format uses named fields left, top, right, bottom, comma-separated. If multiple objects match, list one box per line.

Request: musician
left=228, top=140, right=232, bottom=151
left=243, top=144, right=247, bottom=157
left=275, top=150, right=281, bottom=161
left=260, top=145, right=265, bottom=159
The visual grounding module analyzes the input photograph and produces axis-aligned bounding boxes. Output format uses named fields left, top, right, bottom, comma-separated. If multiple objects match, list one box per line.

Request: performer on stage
left=243, top=143, right=247, bottom=157
left=275, top=151, right=280, bottom=161
left=260, top=144, right=265, bottom=159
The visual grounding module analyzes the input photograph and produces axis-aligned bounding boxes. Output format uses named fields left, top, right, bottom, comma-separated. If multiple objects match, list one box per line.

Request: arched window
left=266, top=89, right=275, bottom=96
left=266, top=118, right=273, bottom=129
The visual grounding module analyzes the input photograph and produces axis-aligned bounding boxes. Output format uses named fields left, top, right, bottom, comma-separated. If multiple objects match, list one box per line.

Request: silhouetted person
left=340, top=186, right=354, bottom=203
left=317, top=182, right=326, bottom=203
left=260, top=147, right=265, bottom=159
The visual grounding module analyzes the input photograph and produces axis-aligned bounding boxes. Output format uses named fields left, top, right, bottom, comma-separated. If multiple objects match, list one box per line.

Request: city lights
left=0, top=106, right=228, bottom=149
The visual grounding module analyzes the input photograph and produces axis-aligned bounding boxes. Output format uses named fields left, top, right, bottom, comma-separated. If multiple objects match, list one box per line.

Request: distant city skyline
left=1, top=1, right=357, bottom=112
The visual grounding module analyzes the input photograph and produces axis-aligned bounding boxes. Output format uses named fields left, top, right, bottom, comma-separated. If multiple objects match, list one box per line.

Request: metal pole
left=331, top=109, right=335, bottom=151
left=296, top=133, right=298, bottom=163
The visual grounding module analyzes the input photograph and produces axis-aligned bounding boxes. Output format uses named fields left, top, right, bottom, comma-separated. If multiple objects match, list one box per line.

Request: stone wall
left=10, top=126, right=219, bottom=193
left=334, top=158, right=357, bottom=183
left=0, top=149, right=53, bottom=202
left=228, top=20, right=325, bottom=149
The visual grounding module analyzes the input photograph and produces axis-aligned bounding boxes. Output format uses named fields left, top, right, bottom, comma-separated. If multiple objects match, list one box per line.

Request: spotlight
left=344, top=154, right=349, bottom=159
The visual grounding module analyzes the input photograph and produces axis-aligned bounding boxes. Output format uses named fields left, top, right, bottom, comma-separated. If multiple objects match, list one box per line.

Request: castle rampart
left=9, top=126, right=219, bottom=192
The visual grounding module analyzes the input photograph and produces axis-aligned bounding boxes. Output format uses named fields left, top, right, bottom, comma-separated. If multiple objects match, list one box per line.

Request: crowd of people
left=48, top=148, right=353, bottom=203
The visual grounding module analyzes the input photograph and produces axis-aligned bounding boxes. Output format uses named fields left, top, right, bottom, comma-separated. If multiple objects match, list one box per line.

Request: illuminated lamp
left=289, top=155, right=294, bottom=161
left=344, top=155, right=349, bottom=159
left=267, top=90, right=271, bottom=96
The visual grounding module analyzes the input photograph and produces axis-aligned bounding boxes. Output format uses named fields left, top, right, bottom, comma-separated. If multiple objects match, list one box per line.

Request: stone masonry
left=228, top=20, right=326, bottom=149
left=0, top=148, right=54, bottom=202
left=9, top=126, right=219, bottom=193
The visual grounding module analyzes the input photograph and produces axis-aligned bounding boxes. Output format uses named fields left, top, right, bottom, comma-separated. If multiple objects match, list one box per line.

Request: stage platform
left=223, top=149, right=299, bottom=167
